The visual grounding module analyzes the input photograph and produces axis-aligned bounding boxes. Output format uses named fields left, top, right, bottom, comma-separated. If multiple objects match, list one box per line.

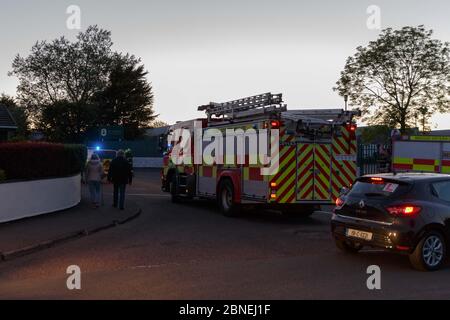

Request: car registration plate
left=346, top=228, right=373, bottom=241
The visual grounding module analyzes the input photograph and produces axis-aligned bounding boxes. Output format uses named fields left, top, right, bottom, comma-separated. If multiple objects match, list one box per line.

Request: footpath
left=0, top=184, right=141, bottom=261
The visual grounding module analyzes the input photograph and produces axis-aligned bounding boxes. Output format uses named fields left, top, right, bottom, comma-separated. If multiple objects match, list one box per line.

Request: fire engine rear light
left=270, top=182, right=277, bottom=188
left=386, top=205, right=421, bottom=217
left=270, top=120, right=281, bottom=129
left=270, top=193, right=277, bottom=200
left=346, top=123, right=356, bottom=132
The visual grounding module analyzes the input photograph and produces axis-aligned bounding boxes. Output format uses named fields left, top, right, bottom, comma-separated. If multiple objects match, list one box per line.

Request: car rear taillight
left=335, top=197, right=345, bottom=209
left=370, top=177, right=384, bottom=184
left=386, top=205, right=421, bottom=217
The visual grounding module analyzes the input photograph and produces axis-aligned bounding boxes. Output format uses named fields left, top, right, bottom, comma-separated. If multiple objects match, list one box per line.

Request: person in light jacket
left=85, top=153, right=104, bottom=208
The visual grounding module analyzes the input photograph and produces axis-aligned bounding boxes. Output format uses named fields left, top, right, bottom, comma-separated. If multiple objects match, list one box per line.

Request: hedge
left=0, top=142, right=87, bottom=181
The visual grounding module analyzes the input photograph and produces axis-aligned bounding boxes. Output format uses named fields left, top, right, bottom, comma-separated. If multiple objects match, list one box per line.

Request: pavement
left=1, top=169, right=450, bottom=299
left=0, top=184, right=141, bottom=261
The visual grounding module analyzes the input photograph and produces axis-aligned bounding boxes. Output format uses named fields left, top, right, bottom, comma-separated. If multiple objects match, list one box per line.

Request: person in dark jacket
left=107, top=150, right=133, bottom=210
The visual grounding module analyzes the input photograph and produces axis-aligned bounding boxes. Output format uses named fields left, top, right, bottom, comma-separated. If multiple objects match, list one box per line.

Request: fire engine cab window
left=431, top=181, right=450, bottom=202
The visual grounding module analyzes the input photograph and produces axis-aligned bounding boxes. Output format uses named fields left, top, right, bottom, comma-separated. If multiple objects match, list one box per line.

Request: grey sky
left=0, top=0, right=449, bottom=127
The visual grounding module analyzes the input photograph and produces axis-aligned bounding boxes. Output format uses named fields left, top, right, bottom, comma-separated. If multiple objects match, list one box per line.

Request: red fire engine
left=161, top=93, right=359, bottom=216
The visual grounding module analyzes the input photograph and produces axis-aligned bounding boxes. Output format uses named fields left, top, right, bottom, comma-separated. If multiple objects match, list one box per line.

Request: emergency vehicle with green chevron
left=161, top=93, right=359, bottom=217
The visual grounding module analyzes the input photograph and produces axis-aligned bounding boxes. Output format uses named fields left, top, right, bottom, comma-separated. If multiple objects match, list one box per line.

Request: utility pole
left=344, top=94, right=348, bottom=111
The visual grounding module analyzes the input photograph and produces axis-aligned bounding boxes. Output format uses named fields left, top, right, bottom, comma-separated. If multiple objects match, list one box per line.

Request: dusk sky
left=0, top=0, right=449, bottom=127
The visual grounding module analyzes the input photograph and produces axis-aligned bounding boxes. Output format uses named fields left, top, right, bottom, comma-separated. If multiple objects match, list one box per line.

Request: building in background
left=86, top=125, right=170, bottom=168
left=0, top=104, right=17, bottom=141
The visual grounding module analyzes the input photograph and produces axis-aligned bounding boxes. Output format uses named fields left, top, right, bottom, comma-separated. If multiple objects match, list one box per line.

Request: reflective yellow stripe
left=299, top=179, right=313, bottom=200
left=412, top=164, right=435, bottom=172
left=243, top=167, right=249, bottom=180
left=393, top=157, right=413, bottom=164
left=276, top=159, right=296, bottom=186
left=314, top=145, right=331, bottom=200
left=297, top=144, right=314, bottom=200
left=278, top=173, right=296, bottom=203
left=332, top=137, right=346, bottom=154
left=442, top=166, right=450, bottom=173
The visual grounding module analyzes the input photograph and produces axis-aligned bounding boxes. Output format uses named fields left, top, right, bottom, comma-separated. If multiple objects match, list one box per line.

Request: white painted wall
left=0, top=174, right=81, bottom=223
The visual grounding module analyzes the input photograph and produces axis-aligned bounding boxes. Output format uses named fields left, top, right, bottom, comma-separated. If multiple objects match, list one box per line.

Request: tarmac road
left=1, top=169, right=449, bottom=299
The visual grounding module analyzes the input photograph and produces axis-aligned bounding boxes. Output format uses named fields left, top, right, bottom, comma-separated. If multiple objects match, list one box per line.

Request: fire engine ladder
left=281, top=109, right=361, bottom=125
left=198, top=92, right=286, bottom=122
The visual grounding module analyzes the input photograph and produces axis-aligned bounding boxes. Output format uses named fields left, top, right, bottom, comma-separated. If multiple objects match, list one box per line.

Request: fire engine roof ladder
left=198, top=92, right=286, bottom=122
left=281, top=109, right=361, bottom=125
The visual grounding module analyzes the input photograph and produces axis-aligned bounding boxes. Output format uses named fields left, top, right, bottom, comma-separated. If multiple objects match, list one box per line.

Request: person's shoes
left=113, top=205, right=117, bottom=208
left=120, top=207, right=124, bottom=210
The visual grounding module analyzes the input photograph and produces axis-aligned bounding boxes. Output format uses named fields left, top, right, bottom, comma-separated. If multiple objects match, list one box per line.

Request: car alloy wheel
left=422, top=235, right=444, bottom=268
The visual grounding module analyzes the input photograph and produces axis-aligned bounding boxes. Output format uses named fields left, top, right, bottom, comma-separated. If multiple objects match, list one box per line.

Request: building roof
left=145, top=126, right=169, bottom=137
left=428, top=129, right=450, bottom=136
left=0, top=104, right=17, bottom=129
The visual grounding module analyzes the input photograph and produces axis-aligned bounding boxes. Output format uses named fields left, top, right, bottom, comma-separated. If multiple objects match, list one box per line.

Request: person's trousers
left=113, top=184, right=126, bottom=209
left=88, top=181, right=101, bottom=205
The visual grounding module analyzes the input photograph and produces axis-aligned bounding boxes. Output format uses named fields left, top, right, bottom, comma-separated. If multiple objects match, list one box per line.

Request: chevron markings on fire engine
left=297, top=144, right=314, bottom=201
left=331, top=127, right=357, bottom=202
left=314, top=144, right=332, bottom=201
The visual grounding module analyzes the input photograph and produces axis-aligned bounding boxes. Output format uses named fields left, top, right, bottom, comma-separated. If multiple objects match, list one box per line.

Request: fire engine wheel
left=218, top=180, right=239, bottom=217
left=170, top=174, right=180, bottom=203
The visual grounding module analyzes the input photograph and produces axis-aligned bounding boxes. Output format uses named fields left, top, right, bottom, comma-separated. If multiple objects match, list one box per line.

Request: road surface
left=1, top=170, right=449, bottom=299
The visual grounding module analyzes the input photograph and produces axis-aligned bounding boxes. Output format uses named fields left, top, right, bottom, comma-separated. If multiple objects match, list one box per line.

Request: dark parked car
left=331, top=173, right=450, bottom=271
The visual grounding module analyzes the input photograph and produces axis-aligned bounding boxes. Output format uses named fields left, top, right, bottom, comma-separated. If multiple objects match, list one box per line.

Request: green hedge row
left=0, top=142, right=87, bottom=182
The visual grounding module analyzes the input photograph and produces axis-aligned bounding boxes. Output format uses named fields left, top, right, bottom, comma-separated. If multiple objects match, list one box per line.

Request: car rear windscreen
left=348, top=178, right=411, bottom=198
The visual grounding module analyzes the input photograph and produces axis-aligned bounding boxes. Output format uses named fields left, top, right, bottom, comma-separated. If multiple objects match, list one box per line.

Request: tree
left=335, top=26, right=450, bottom=133
left=413, top=106, right=433, bottom=133
left=150, top=120, right=169, bottom=128
left=94, top=54, right=156, bottom=139
left=40, top=100, right=98, bottom=142
left=9, top=26, right=159, bottom=142
left=0, top=94, right=29, bottom=138
left=10, top=25, right=113, bottom=122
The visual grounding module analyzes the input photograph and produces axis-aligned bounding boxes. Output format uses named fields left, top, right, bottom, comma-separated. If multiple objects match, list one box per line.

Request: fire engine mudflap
left=161, top=93, right=359, bottom=217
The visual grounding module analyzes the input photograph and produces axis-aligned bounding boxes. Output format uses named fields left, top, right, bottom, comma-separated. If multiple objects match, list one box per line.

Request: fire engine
left=161, top=93, right=359, bottom=216
left=392, top=134, right=450, bottom=174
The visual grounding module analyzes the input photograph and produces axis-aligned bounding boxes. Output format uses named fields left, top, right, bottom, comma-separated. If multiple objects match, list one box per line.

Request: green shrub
left=0, top=169, right=6, bottom=182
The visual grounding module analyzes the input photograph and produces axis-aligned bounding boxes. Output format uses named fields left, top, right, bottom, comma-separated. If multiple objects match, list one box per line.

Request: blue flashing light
left=96, top=146, right=101, bottom=151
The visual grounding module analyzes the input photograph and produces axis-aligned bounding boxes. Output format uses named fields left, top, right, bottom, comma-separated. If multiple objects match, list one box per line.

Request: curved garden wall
left=0, top=142, right=86, bottom=223
left=0, top=174, right=81, bottom=223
